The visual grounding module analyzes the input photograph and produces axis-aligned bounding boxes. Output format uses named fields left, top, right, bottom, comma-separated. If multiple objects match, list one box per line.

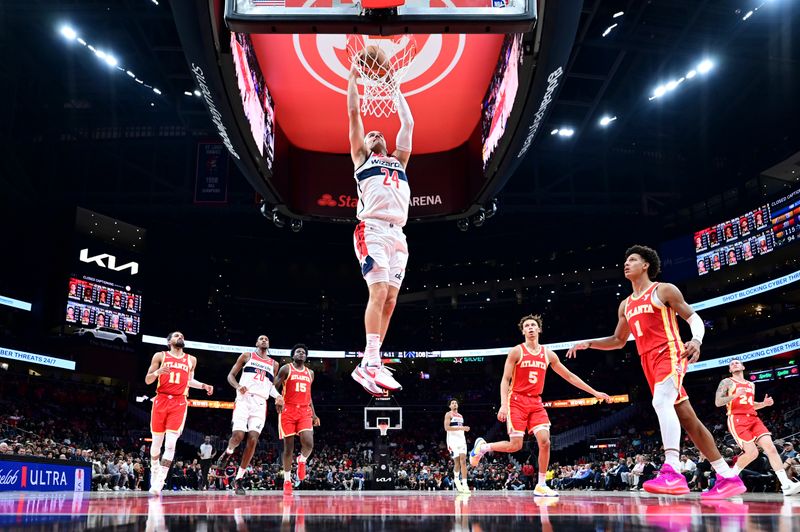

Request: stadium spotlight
left=60, top=25, right=77, bottom=41
left=599, top=115, right=617, bottom=127
left=290, top=219, right=303, bottom=233
left=557, top=128, right=575, bottom=138
left=697, top=59, right=714, bottom=74
left=472, top=210, right=486, bottom=228
left=456, top=219, right=469, bottom=232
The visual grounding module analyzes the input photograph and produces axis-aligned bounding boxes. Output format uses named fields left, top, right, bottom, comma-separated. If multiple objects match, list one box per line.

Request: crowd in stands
left=2, top=353, right=799, bottom=494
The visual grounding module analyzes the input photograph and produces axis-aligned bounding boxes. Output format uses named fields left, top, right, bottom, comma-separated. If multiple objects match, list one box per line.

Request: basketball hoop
left=348, top=34, right=417, bottom=118
left=377, top=422, right=390, bottom=437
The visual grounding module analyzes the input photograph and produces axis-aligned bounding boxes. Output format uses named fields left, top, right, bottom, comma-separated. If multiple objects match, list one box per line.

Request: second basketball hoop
left=348, top=35, right=417, bottom=118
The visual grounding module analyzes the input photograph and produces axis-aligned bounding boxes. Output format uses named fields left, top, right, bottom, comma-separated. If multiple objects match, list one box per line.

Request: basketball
left=356, top=45, right=390, bottom=78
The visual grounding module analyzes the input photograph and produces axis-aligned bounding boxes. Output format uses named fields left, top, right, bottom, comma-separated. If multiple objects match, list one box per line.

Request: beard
left=174, top=339, right=185, bottom=348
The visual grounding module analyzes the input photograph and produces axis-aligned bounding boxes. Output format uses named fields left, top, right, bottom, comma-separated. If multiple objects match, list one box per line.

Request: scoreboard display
left=66, top=277, right=141, bottom=335
left=695, top=186, right=800, bottom=276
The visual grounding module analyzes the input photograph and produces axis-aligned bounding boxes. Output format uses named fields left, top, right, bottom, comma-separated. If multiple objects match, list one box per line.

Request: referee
left=198, top=436, right=214, bottom=490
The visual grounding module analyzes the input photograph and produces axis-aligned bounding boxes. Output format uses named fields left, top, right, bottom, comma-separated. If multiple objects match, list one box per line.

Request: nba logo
left=74, top=469, right=84, bottom=492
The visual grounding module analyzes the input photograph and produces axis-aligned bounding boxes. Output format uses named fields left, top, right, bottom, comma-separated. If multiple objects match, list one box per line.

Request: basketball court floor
left=1, top=490, right=797, bottom=531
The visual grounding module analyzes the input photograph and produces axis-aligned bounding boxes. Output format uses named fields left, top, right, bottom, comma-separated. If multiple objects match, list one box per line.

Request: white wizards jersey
left=354, top=153, right=410, bottom=227
left=447, top=412, right=466, bottom=443
left=237, top=351, right=276, bottom=399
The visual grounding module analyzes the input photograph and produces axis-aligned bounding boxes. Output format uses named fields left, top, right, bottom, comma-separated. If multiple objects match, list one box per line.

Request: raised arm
left=714, top=378, right=737, bottom=407
left=227, top=353, right=250, bottom=393
left=392, top=91, right=413, bottom=167
left=144, top=352, right=167, bottom=385
left=656, top=283, right=705, bottom=363
left=566, top=300, right=631, bottom=358
left=548, top=350, right=610, bottom=402
left=496, top=347, right=521, bottom=423
left=348, top=69, right=367, bottom=166
left=754, top=394, right=774, bottom=411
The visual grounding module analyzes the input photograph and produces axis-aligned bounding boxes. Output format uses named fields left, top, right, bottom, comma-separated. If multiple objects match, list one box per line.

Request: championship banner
left=0, top=457, right=91, bottom=493
left=543, top=394, right=629, bottom=409
left=188, top=399, right=234, bottom=409
left=194, top=142, right=229, bottom=204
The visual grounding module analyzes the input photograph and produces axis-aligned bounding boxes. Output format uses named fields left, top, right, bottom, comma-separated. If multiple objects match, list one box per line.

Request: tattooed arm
left=714, top=378, right=738, bottom=407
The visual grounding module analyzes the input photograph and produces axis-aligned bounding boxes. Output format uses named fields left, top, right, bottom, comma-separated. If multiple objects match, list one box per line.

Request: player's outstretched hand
left=566, top=342, right=590, bottom=359
left=203, top=384, right=214, bottom=396
left=682, top=340, right=701, bottom=364
left=497, top=405, right=509, bottom=423
left=763, top=394, right=774, bottom=407
left=462, top=426, right=470, bottom=432
left=594, top=392, right=612, bottom=404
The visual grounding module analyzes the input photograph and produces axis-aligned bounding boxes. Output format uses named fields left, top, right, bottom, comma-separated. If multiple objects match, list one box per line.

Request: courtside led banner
left=0, top=457, right=90, bottom=493
left=543, top=394, right=629, bottom=409
left=188, top=399, right=234, bottom=410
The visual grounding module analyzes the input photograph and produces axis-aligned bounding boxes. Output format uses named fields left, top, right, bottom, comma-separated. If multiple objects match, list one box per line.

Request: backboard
left=226, top=0, right=537, bottom=35
left=364, top=397, right=403, bottom=431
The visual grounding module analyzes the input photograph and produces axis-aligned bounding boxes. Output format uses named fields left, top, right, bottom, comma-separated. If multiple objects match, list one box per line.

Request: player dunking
left=470, top=314, right=610, bottom=497
left=346, top=63, right=412, bottom=396
left=444, top=399, right=471, bottom=493
left=567, top=245, right=747, bottom=499
left=144, top=331, right=213, bottom=496
left=716, top=359, right=800, bottom=496
left=273, top=344, right=320, bottom=495
left=216, top=335, right=284, bottom=495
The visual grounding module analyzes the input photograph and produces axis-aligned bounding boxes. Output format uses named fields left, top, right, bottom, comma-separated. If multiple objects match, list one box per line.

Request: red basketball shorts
left=507, top=393, right=550, bottom=437
left=640, top=347, right=689, bottom=405
left=279, top=403, right=313, bottom=439
left=728, top=414, right=770, bottom=446
left=150, top=394, right=188, bottom=434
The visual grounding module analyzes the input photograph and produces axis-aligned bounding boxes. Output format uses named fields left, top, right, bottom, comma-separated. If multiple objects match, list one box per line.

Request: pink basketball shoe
left=642, top=464, right=690, bottom=495
left=701, top=475, right=747, bottom=500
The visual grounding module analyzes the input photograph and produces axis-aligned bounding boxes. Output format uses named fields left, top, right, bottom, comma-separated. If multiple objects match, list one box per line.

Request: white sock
left=711, top=458, right=735, bottom=479
left=651, top=381, right=681, bottom=467
left=479, top=443, right=492, bottom=455
left=284, top=471, right=291, bottom=482
left=454, top=472, right=461, bottom=481
left=538, top=473, right=546, bottom=486
left=776, top=469, right=792, bottom=488
left=226, top=448, right=234, bottom=455
left=236, top=467, right=245, bottom=480
left=664, top=449, right=681, bottom=470
left=362, top=334, right=381, bottom=366
left=731, top=464, right=741, bottom=476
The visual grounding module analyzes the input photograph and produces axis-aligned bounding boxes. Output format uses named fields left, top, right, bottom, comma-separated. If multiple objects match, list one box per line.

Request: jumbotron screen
left=66, top=276, right=141, bottom=335
left=694, top=186, right=800, bottom=276
left=231, top=32, right=275, bottom=171
left=481, top=33, right=523, bottom=170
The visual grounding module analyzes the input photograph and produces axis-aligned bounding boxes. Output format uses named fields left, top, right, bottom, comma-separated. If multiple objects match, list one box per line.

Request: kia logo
left=79, top=249, right=139, bottom=276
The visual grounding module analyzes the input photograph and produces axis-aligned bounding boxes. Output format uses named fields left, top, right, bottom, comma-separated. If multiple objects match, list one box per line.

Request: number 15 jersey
left=282, top=365, right=313, bottom=406
left=355, top=153, right=410, bottom=227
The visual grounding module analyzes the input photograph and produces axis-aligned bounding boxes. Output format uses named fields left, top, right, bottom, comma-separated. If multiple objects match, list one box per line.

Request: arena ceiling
left=1, top=0, right=799, bottom=221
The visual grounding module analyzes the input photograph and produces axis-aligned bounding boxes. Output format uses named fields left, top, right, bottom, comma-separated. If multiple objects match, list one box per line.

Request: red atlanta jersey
left=624, top=282, right=684, bottom=357
left=282, top=365, right=313, bottom=406
left=727, top=378, right=757, bottom=417
left=510, top=344, right=548, bottom=396
left=156, top=352, right=191, bottom=396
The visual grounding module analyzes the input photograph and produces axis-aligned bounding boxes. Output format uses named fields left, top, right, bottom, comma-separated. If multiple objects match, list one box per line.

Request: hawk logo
left=79, top=249, right=139, bottom=276
left=293, top=33, right=465, bottom=97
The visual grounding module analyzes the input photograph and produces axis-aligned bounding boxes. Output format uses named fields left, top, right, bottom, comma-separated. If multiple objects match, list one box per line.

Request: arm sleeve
left=686, top=313, right=705, bottom=344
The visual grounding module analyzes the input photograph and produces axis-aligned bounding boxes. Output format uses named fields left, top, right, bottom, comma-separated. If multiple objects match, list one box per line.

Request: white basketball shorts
left=353, top=219, right=409, bottom=288
left=448, top=437, right=468, bottom=457
left=231, top=393, right=267, bottom=434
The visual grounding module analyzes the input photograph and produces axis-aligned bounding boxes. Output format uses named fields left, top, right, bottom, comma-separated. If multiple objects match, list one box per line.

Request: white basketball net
left=347, top=35, right=417, bottom=118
